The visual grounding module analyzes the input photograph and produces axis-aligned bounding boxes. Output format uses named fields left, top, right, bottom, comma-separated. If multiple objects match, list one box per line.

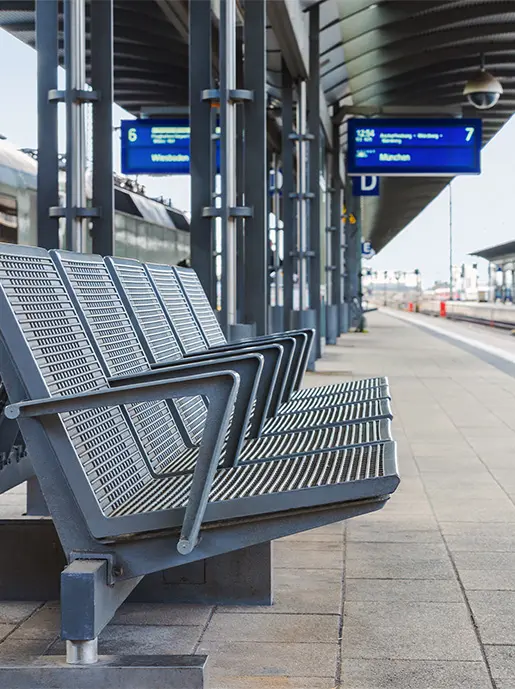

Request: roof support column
left=90, top=0, right=114, bottom=256
left=236, top=42, right=246, bottom=323
left=269, top=151, right=284, bottom=333
left=36, top=0, right=60, bottom=249
left=64, top=0, right=88, bottom=252
left=308, top=4, right=321, bottom=359
left=331, top=122, right=343, bottom=336
left=281, top=60, right=295, bottom=323
left=243, top=0, right=268, bottom=335
left=344, top=186, right=363, bottom=331
left=189, top=0, right=214, bottom=303
left=289, top=80, right=316, bottom=370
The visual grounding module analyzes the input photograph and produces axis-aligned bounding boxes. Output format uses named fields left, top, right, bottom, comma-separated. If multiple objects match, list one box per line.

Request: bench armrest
left=111, top=352, right=265, bottom=464
left=6, top=371, right=240, bottom=557
left=207, top=332, right=309, bottom=402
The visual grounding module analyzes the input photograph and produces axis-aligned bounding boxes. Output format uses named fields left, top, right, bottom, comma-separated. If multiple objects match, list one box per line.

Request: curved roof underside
left=0, top=0, right=514, bottom=252
left=321, top=0, right=515, bottom=251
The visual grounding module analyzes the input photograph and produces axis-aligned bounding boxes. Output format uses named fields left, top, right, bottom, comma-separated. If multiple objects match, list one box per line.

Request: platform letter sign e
left=352, top=176, right=380, bottom=197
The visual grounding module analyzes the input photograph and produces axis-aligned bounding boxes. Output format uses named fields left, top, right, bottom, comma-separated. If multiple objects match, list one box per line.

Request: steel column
left=290, top=80, right=316, bottom=370
left=269, top=152, right=284, bottom=332
left=308, top=5, right=321, bottom=358
left=219, top=0, right=238, bottom=332
left=36, top=0, right=60, bottom=249
left=90, top=0, right=114, bottom=256
left=64, top=0, right=88, bottom=252
left=281, top=60, right=295, bottom=319
left=296, top=81, right=308, bottom=312
left=189, top=0, right=214, bottom=302
left=236, top=41, right=245, bottom=322
left=331, top=123, right=343, bottom=334
left=243, top=0, right=267, bottom=335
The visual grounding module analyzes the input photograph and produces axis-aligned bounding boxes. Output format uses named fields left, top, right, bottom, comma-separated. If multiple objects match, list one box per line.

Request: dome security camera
left=463, top=68, right=503, bottom=110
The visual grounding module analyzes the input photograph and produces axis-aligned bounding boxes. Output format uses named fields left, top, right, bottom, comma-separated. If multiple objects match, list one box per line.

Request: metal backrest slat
left=144, top=262, right=207, bottom=355
left=173, top=267, right=227, bottom=347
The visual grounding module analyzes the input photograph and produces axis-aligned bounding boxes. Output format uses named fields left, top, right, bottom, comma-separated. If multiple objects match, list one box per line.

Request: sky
left=0, top=27, right=513, bottom=286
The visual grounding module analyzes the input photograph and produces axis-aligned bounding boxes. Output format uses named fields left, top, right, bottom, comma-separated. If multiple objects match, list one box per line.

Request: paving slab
left=203, top=613, right=339, bottom=644
left=345, top=541, right=455, bottom=580
left=441, top=521, right=515, bottom=551
left=0, top=625, right=15, bottom=643
left=341, top=601, right=482, bottom=661
left=341, top=658, right=491, bottom=688
left=8, top=604, right=59, bottom=640
left=111, top=602, right=213, bottom=627
left=468, top=591, right=515, bottom=644
left=273, top=541, right=343, bottom=570
left=197, top=641, right=338, bottom=678
left=0, top=602, right=42, bottom=625
left=485, top=645, right=515, bottom=680
left=0, top=638, right=56, bottom=660
left=345, top=578, right=462, bottom=603
left=451, top=551, right=515, bottom=590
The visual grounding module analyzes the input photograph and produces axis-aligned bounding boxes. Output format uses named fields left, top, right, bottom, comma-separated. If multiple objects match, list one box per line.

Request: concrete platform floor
left=2, top=310, right=515, bottom=688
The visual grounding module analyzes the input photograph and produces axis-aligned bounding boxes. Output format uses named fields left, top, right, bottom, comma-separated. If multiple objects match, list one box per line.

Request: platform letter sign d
left=352, top=176, right=380, bottom=197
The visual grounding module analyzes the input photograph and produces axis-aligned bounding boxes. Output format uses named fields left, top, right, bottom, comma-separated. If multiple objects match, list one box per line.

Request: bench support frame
left=0, top=517, right=273, bottom=605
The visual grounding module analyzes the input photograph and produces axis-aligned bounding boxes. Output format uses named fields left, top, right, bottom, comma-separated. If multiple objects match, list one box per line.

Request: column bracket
left=201, top=88, right=254, bottom=103
left=289, top=192, right=315, bottom=200
left=289, top=132, right=315, bottom=142
left=49, top=206, right=100, bottom=219
left=202, top=206, right=253, bottom=218
left=48, top=89, right=99, bottom=103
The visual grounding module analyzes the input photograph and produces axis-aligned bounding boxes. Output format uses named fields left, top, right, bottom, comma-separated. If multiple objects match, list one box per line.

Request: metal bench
left=136, top=260, right=393, bottom=435
left=103, top=254, right=393, bottom=447
left=173, top=265, right=388, bottom=399
left=0, top=243, right=399, bottom=687
left=54, top=250, right=394, bottom=467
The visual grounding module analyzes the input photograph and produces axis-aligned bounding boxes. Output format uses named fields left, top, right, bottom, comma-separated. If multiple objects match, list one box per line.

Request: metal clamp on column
left=49, top=206, right=100, bottom=218
left=289, top=250, right=316, bottom=259
left=289, top=192, right=315, bottom=200
left=201, top=88, right=254, bottom=103
left=202, top=206, right=252, bottom=218
left=288, top=133, right=315, bottom=141
left=48, top=89, right=99, bottom=103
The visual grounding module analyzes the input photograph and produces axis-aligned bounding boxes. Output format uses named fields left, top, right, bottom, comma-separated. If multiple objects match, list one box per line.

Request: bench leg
left=0, top=559, right=208, bottom=688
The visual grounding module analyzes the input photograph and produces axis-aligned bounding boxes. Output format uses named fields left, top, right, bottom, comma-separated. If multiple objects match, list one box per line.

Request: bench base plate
left=0, top=654, right=206, bottom=688
left=0, top=518, right=273, bottom=605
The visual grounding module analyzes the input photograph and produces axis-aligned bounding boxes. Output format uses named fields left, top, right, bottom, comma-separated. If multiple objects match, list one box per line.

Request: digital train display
left=347, top=118, right=482, bottom=176
left=121, top=119, right=220, bottom=175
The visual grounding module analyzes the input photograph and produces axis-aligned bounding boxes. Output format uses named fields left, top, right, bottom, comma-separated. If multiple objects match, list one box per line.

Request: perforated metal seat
left=111, top=442, right=398, bottom=518
left=54, top=251, right=393, bottom=470
left=173, top=266, right=388, bottom=403
left=261, top=399, right=392, bottom=436
left=292, top=377, right=388, bottom=399
left=0, top=244, right=399, bottom=552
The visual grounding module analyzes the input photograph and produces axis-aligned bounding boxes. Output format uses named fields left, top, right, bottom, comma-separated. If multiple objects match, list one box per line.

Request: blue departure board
left=347, top=118, right=482, bottom=176
left=121, top=119, right=220, bottom=175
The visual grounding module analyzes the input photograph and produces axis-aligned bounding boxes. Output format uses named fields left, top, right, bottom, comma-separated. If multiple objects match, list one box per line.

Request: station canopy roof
left=1, top=0, right=514, bottom=251
left=472, top=240, right=515, bottom=264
